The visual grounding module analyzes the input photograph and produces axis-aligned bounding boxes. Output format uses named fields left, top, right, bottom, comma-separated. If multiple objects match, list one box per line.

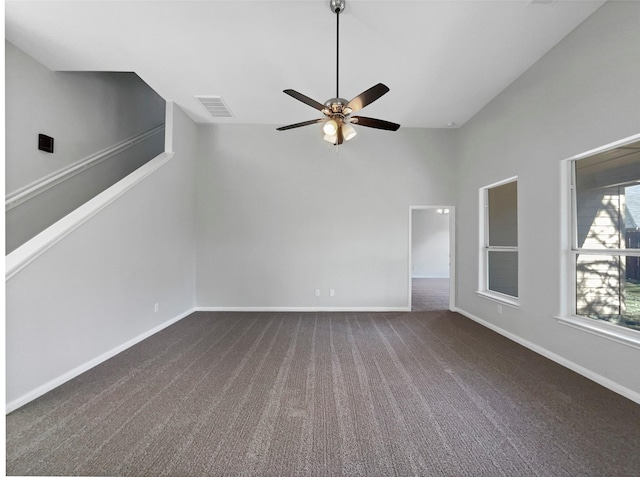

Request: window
left=571, top=139, right=640, bottom=332
left=479, top=178, right=519, bottom=305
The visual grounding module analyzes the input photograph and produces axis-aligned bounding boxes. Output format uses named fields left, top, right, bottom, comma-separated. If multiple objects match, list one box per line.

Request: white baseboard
left=6, top=307, right=196, bottom=414
left=195, top=306, right=411, bottom=313
left=453, top=307, right=640, bottom=405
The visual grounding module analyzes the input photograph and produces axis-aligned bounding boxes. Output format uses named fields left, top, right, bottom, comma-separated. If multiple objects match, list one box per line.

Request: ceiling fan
left=277, top=0, right=400, bottom=145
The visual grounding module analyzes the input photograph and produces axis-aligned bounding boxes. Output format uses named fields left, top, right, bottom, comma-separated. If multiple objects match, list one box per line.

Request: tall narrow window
left=480, top=178, right=519, bottom=303
left=572, top=139, right=640, bottom=332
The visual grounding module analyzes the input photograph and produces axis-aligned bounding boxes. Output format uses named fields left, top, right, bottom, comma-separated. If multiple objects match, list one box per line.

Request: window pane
left=576, top=254, right=640, bottom=331
left=488, top=181, right=517, bottom=246
left=625, top=185, right=640, bottom=249
left=575, top=151, right=640, bottom=249
left=488, top=251, right=518, bottom=297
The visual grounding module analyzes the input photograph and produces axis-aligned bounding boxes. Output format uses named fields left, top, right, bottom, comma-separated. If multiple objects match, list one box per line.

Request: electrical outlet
left=330, top=289, right=335, bottom=297
left=497, top=305, right=503, bottom=315
left=315, top=289, right=320, bottom=297
left=154, top=303, right=160, bottom=313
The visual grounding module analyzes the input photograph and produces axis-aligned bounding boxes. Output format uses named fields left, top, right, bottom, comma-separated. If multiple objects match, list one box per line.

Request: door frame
left=408, top=205, right=456, bottom=311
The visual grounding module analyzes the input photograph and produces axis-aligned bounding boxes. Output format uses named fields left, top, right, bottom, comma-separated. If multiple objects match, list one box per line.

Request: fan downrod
left=330, top=0, right=345, bottom=14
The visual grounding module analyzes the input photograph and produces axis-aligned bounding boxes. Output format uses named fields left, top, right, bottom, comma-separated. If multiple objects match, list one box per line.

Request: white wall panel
left=411, top=209, right=450, bottom=278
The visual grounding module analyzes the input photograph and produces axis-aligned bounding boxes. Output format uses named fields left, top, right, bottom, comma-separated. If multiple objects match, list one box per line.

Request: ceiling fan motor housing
left=324, top=98, right=353, bottom=126
left=324, top=98, right=349, bottom=114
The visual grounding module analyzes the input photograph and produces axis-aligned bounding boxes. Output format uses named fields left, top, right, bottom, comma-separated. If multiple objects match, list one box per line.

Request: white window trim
left=478, top=176, right=520, bottom=307
left=476, top=290, right=520, bottom=308
left=555, top=314, right=640, bottom=350
left=558, top=133, right=640, bottom=349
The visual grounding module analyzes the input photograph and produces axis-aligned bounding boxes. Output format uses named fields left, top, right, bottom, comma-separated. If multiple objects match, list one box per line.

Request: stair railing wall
left=5, top=124, right=165, bottom=253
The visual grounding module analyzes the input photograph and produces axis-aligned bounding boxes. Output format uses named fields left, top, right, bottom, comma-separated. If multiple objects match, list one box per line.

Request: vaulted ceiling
left=5, top=0, right=605, bottom=128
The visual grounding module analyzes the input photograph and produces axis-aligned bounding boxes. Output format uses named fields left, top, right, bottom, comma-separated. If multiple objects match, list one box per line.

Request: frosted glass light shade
left=323, top=119, right=338, bottom=136
left=323, top=133, right=337, bottom=144
left=342, top=123, right=357, bottom=141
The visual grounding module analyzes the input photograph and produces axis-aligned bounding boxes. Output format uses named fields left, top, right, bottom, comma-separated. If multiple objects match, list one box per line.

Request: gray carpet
left=6, top=303, right=640, bottom=475
left=412, top=277, right=449, bottom=311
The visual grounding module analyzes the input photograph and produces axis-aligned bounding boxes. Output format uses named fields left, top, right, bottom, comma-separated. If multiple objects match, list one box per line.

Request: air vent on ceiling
left=195, top=96, right=233, bottom=118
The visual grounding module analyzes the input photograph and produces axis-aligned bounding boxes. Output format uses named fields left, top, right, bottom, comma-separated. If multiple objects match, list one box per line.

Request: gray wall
left=5, top=41, right=166, bottom=194
left=455, top=1, right=640, bottom=395
left=5, top=105, right=198, bottom=406
left=196, top=125, right=457, bottom=309
left=5, top=41, right=166, bottom=252
left=411, top=209, right=450, bottom=278
left=5, top=134, right=165, bottom=253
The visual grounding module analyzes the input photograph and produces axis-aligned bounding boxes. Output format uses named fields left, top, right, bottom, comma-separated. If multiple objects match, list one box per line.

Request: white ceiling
left=5, top=0, right=605, bottom=129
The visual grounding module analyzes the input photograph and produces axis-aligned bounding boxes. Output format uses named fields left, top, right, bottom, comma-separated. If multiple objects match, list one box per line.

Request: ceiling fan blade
left=351, top=116, right=400, bottom=131
left=346, top=83, right=390, bottom=113
left=277, top=118, right=326, bottom=131
left=283, top=89, right=327, bottom=112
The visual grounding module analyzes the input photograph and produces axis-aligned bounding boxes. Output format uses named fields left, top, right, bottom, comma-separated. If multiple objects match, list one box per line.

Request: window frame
left=477, top=176, right=520, bottom=308
left=557, top=134, right=640, bottom=350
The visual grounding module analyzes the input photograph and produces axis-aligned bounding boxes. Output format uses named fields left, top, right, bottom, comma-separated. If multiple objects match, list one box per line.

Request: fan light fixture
left=276, top=0, right=400, bottom=146
left=324, top=133, right=338, bottom=144
left=323, top=119, right=338, bottom=136
left=342, top=122, right=357, bottom=141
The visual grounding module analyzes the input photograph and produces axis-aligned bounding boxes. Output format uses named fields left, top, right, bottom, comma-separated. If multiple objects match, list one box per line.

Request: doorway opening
left=409, top=206, right=455, bottom=311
